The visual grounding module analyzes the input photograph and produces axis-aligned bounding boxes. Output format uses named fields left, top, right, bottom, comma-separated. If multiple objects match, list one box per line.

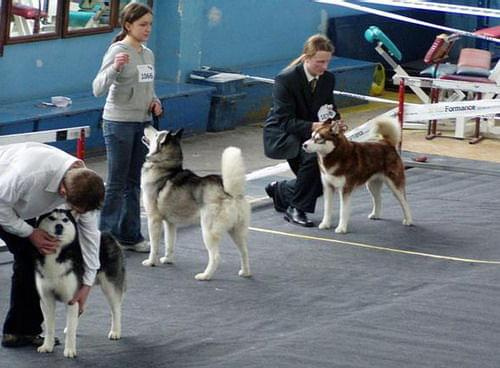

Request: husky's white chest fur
left=36, top=252, right=79, bottom=303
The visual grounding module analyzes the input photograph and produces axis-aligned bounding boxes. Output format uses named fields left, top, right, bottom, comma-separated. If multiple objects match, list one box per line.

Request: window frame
left=4, top=0, right=63, bottom=45
left=0, top=0, right=154, bottom=53
left=0, top=1, right=6, bottom=55
left=62, top=0, right=119, bottom=39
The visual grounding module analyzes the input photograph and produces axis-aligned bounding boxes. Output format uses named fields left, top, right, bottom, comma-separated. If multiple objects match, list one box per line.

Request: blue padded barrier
left=233, top=56, right=376, bottom=125
left=156, top=83, right=216, bottom=134
left=330, top=57, right=377, bottom=107
left=0, top=92, right=105, bottom=153
left=0, top=82, right=215, bottom=154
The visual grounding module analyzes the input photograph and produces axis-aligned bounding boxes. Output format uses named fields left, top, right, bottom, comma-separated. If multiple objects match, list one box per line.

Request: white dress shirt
left=303, top=63, right=318, bottom=84
left=0, top=142, right=100, bottom=285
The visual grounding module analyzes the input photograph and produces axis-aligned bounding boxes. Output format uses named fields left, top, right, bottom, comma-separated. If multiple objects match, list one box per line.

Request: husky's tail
left=370, top=118, right=401, bottom=147
left=221, top=146, right=246, bottom=197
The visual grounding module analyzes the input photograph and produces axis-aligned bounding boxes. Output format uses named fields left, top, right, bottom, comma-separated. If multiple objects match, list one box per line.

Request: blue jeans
left=100, top=120, right=148, bottom=245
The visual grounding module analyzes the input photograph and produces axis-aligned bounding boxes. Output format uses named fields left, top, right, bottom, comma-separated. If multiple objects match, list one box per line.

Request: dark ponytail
left=112, top=2, right=153, bottom=44
left=112, top=30, right=127, bottom=43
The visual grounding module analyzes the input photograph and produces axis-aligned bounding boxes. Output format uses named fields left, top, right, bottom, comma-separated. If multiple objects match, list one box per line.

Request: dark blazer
left=263, top=63, right=338, bottom=160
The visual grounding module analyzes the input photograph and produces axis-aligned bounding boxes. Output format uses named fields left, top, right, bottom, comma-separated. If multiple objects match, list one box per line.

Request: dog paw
left=238, top=269, right=252, bottom=278
left=335, top=225, right=347, bottom=234
left=142, top=259, right=158, bottom=267
left=37, top=344, right=54, bottom=354
left=160, top=256, right=174, bottom=264
left=64, top=347, right=77, bottom=358
left=368, top=213, right=380, bottom=220
left=195, top=273, right=212, bottom=281
left=318, top=221, right=331, bottom=229
left=108, top=330, right=121, bottom=340
left=403, top=219, right=413, bottom=226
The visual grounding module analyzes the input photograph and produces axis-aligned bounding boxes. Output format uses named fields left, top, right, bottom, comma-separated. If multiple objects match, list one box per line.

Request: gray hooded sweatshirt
left=93, top=41, right=158, bottom=122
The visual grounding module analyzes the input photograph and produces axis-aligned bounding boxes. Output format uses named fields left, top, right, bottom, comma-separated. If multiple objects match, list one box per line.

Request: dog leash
left=153, top=115, right=160, bottom=129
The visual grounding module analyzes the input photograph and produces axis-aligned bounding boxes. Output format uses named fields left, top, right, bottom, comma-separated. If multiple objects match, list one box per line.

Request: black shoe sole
left=1, top=335, right=60, bottom=348
left=283, top=214, right=314, bottom=227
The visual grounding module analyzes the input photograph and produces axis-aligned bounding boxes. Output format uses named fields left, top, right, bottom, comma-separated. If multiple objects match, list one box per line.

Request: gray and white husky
left=35, top=209, right=126, bottom=358
left=140, top=125, right=251, bottom=281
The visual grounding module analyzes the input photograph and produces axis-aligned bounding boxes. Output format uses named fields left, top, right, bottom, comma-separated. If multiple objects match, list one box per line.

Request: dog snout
left=302, top=142, right=308, bottom=150
left=54, top=224, right=63, bottom=236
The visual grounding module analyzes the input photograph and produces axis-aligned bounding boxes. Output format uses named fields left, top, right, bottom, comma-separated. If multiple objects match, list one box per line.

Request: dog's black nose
left=54, top=224, right=63, bottom=236
left=302, top=143, right=308, bottom=149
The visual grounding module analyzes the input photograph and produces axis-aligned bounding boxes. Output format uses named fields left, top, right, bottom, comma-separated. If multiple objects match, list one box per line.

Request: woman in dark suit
left=263, top=34, right=339, bottom=227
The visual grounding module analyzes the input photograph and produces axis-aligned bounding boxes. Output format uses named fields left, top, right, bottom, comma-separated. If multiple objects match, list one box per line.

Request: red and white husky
left=303, top=118, right=412, bottom=233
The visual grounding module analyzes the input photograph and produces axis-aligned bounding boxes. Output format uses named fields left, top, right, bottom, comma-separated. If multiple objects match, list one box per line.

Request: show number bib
left=317, top=104, right=337, bottom=122
left=137, top=64, right=154, bottom=83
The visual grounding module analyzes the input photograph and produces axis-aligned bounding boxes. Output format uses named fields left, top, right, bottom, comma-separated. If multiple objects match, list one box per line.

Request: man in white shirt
left=0, top=142, right=105, bottom=348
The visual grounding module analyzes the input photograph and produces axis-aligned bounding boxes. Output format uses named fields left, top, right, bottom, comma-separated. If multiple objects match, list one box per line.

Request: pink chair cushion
left=441, top=74, right=495, bottom=84
left=457, top=48, right=491, bottom=69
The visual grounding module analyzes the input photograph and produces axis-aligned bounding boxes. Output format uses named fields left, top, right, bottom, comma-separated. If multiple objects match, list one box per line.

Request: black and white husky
left=35, top=209, right=126, bottom=358
left=140, top=125, right=251, bottom=280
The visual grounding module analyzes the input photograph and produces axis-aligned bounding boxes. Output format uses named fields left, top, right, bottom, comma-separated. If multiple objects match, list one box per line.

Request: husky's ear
left=330, top=121, right=340, bottom=134
left=173, top=128, right=184, bottom=139
left=331, top=120, right=348, bottom=134
left=157, top=131, right=168, bottom=145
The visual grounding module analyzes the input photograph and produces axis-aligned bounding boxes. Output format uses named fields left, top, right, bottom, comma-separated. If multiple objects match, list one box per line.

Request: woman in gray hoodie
left=93, top=2, right=162, bottom=252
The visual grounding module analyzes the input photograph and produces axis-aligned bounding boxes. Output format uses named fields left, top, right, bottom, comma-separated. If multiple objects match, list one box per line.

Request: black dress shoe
left=265, top=181, right=285, bottom=213
left=1, top=334, right=60, bottom=348
left=265, top=181, right=277, bottom=198
left=284, top=206, right=314, bottom=227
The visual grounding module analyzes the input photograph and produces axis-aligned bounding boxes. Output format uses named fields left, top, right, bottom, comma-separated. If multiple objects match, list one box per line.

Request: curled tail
left=370, top=118, right=401, bottom=147
left=221, top=146, right=246, bottom=197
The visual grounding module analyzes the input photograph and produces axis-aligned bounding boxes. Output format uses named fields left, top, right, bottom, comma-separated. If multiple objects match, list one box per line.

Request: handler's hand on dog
left=29, top=228, right=58, bottom=255
left=69, top=285, right=91, bottom=315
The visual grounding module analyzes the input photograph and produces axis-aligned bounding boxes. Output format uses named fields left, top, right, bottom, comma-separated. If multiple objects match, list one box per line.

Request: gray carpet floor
left=1, top=156, right=500, bottom=367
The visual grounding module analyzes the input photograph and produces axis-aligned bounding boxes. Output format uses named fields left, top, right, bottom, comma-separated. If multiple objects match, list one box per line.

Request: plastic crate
left=189, top=69, right=247, bottom=131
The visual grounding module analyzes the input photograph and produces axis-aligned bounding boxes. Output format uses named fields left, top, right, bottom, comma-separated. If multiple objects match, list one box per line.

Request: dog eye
left=62, top=218, right=68, bottom=223
left=315, top=138, right=325, bottom=144
left=48, top=215, right=56, bottom=221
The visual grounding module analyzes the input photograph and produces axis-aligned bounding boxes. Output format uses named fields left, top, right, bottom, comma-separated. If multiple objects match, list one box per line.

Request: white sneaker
left=121, top=240, right=150, bottom=253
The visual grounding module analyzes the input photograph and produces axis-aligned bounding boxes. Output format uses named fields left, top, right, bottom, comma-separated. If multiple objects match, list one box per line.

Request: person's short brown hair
left=63, top=168, right=105, bottom=212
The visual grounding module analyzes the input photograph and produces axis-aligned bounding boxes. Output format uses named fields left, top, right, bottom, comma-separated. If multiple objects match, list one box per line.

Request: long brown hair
left=112, top=2, right=153, bottom=43
left=287, top=34, right=335, bottom=69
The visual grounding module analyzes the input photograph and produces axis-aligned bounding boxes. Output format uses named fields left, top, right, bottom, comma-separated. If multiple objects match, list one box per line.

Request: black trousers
left=1, top=219, right=44, bottom=336
left=274, top=150, right=323, bottom=213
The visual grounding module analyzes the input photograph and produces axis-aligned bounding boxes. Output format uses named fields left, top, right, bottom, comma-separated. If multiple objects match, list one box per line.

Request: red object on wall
left=76, top=129, right=86, bottom=160
left=12, top=3, right=47, bottom=19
